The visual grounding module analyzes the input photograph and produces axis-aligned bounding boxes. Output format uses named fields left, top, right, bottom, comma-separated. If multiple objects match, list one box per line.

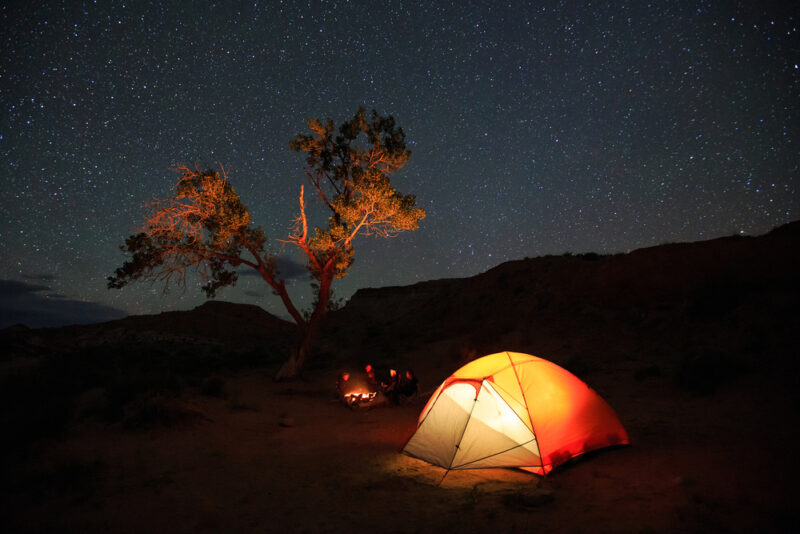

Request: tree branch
left=306, top=169, right=337, bottom=214
left=278, top=186, right=325, bottom=277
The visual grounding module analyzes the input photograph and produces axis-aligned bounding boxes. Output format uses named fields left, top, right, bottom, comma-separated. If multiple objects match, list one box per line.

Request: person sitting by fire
left=381, top=369, right=401, bottom=402
left=336, top=372, right=351, bottom=397
left=364, top=364, right=378, bottom=390
left=396, top=369, right=419, bottom=403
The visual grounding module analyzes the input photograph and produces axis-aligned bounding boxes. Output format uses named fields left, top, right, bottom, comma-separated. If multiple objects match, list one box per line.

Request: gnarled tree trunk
left=275, top=328, right=315, bottom=381
left=274, top=271, right=333, bottom=381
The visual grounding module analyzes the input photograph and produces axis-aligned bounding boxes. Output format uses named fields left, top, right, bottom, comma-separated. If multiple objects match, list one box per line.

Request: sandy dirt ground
left=3, top=358, right=795, bottom=534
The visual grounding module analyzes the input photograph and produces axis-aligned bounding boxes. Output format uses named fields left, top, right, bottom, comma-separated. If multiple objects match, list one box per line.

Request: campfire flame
left=337, top=367, right=380, bottom=408
left=343, top=391, right=377, bottom=407
left=337, top=365, right=418, bottom=409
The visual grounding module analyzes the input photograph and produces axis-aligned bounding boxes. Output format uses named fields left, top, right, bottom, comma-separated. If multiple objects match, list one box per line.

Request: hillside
left=322, top=222, right=799, bottom=388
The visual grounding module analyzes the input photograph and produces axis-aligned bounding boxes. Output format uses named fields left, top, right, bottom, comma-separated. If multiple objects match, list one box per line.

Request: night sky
left=2, top=1, right=797, bottom=328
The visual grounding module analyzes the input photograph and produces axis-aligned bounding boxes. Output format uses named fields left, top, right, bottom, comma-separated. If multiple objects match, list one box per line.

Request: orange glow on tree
left=108, top=109, right=425, bottom=380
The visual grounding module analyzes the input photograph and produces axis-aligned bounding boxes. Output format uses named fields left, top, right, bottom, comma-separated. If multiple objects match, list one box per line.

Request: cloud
left=0, top=279, right=50, bottom=297
left=238, top=256, right=308, bottom=281
left=22, top=273, right=57, bottom=282
left=0, top=279, right=128, bottom=329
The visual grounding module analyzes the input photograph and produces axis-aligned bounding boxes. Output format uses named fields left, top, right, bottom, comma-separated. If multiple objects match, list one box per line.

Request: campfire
left=342, top=391, right=377, bottom=407
left=336, top=365, right=419, bottom=409
left=337, top=371, right=379, bottom=409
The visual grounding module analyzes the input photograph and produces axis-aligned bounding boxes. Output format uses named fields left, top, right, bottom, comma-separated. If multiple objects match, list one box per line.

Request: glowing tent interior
left=402, top=351, right=629, bottom=475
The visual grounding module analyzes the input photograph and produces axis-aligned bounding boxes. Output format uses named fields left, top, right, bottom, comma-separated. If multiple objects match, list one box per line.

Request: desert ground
left=2, top=223, right=798, bottom=533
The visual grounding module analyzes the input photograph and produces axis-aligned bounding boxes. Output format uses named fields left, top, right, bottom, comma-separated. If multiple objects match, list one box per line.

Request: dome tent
left=402, top=352, right=629, bottom=475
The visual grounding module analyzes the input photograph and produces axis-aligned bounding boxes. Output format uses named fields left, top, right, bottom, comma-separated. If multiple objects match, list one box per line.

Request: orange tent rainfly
left=402, top=351, right=629, bottom=475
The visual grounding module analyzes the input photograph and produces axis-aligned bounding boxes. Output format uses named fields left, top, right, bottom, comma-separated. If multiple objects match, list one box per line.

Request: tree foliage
left=287, top=108, right=424, bottom=280
left=108, top=166, right=273, bottom=298
left=108, top=108, right=425, bottom=378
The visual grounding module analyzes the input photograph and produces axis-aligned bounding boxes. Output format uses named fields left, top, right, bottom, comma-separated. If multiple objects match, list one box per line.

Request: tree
left=108, top=109, right=425, bottom=380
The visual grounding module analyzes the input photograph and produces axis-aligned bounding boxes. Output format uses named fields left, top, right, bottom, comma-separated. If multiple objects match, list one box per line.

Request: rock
left=278, top=415, right=295, bottom=427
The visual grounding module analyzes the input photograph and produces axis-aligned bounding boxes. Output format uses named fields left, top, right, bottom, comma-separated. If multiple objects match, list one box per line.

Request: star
left=0, top=1, right=797, bottom=326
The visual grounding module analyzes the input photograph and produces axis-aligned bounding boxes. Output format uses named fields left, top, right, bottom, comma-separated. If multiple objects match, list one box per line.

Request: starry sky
left=2, top=1, right=798, bottom=328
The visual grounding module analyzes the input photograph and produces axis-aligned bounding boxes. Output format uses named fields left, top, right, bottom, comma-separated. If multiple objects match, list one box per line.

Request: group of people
left=364, top=364, right=419, bottom=405
left=337, top=364, right=419, bottom=406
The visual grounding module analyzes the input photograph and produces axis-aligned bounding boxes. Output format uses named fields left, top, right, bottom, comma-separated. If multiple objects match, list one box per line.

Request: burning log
left=343, top=391, right=377, bottom=408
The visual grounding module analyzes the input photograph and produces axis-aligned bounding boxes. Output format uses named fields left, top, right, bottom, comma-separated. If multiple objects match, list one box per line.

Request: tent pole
left=446, top=388, right=480, bottom=471
left=507, top=351, right=546, bottom=474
